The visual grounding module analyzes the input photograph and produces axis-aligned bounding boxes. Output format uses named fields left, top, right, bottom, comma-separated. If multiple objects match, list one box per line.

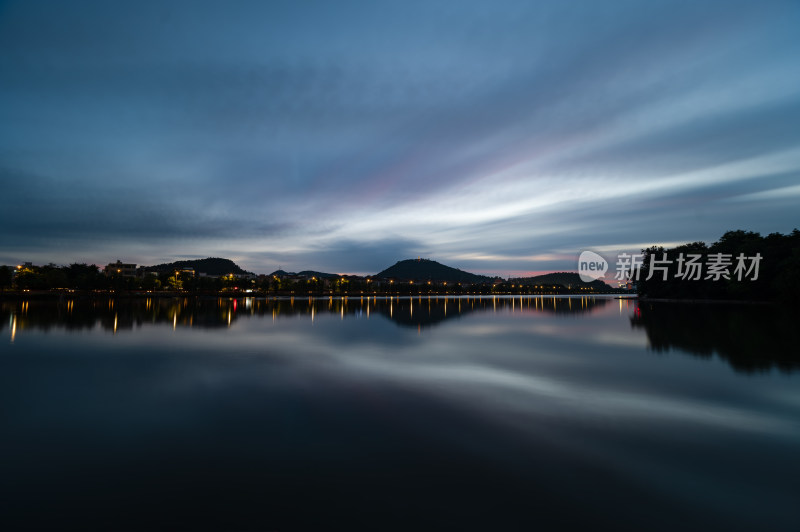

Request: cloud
left=0, top=0, right=798, bottom=273
left=0, top=167, right=291, bottom=248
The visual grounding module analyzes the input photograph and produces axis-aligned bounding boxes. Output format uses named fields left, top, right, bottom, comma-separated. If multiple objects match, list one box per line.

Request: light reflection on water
left=0, top=296, right=798, bottom=530
left=1, top=295, right=620, bottom=333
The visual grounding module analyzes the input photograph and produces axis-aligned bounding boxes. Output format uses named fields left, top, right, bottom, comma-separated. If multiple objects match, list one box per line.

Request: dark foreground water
left=1, top=296, right=798, bottom=531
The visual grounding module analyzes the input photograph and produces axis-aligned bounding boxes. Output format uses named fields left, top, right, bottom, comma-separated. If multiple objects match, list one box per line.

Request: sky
left=1, top=0, right=798, bottom=277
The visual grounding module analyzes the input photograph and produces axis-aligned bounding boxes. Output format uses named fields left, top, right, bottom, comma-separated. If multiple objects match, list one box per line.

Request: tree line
left=0, top=264, right=248, bottom=292
left=637, top=229, right=800, bottom=301
left=0, top=263, right=619, bottom=296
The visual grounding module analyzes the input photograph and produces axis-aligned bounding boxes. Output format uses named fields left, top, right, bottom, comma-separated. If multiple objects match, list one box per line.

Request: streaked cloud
left=1, top=0, right=798, bottom=273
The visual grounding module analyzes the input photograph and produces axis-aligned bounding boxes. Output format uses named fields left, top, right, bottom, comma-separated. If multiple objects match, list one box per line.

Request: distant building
left=105, top=260, right=137, bottom=277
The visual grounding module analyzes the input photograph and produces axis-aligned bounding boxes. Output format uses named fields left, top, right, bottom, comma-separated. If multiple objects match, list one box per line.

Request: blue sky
left=1, top=0, right=798, bottom=276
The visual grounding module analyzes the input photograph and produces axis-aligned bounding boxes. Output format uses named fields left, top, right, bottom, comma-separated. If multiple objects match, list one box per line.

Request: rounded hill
left=376, top=259, right=489, bottom=283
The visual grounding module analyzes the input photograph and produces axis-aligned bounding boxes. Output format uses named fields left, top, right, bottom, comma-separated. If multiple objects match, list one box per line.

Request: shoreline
left=1, top=291, right=782, bottom=305
left=0, top=290, right=634, bottom=300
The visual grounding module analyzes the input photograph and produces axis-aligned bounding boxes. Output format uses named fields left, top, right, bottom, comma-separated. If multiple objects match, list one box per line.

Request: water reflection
left=0, top=295, right=612, bottom=333
left=1, top=295, right=798, bottom=530
left=631, top=302, right=800, bottom=373
left=6, top=296, right=798, bottom=374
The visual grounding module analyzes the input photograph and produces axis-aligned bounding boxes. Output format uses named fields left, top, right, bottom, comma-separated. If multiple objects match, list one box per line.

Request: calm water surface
left=1, top=296, right=798, bottom=530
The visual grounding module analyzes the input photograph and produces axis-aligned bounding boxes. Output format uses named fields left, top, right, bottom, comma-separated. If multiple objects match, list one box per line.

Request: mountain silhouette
left=376, top=258, right=491, bottom=283
left=269, top=269, right=338, bottom=278
left=145, top=257, right=252, bottom=276
left=514, top=272, right=609, bottom=289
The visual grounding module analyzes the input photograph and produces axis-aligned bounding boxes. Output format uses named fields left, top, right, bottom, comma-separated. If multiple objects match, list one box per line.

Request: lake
left=1, top=295, right=798, bottom=530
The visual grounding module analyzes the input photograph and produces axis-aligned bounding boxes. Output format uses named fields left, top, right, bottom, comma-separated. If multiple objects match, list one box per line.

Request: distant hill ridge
left=146, top=257, right=252, bottom=276
left=512, top=272, right=608, bottom=288
left=376, top=258, right=491, bottom=283
left=144, top=257, right=608, bottom=286
left=269, top=269, right=338, bottom=279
